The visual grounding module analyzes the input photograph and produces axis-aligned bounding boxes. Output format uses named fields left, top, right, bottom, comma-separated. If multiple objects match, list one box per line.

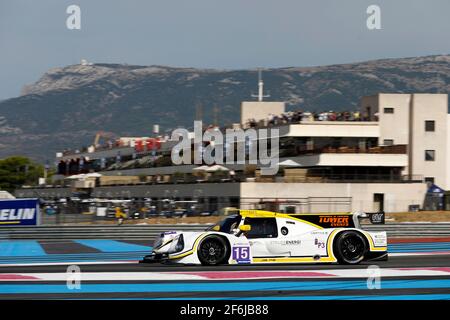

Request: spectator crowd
left=246, top=110, right=376, bottom=128
left=57, top=157, right=98, bottom=175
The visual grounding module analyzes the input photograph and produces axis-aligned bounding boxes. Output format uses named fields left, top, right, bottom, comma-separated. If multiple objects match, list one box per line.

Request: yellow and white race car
left=141, top=210, right=387, bottom=265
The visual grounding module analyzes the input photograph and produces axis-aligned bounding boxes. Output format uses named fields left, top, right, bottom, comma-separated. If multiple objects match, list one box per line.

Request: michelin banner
left=0, top=198, right=40, bottom=226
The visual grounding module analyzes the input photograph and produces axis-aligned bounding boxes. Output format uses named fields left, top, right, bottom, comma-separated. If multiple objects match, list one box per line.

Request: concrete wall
left=240, top=182, right=427, bottom=213
left=364, top=93, right=410, bottom=176
left=410, top=94, right=448, bottom=188
left=361, top=94, right=411, bottom=146
left=241, top=101, right=285, bottom=124
left=288, top=153, right=407, bottom=167
left=281, top=122, right=379, bottom=138
left=91, top=183, right=241, bottom=199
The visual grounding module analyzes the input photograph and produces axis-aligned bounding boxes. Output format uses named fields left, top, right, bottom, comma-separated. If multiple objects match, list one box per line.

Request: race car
left=140, top=209, right=387, bottom=265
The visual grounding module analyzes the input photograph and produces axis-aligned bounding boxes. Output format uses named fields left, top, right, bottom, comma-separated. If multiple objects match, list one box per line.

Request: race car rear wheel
left=197, top=235, right=229, bottom=266
left=333, top=231, right=367, bottom=264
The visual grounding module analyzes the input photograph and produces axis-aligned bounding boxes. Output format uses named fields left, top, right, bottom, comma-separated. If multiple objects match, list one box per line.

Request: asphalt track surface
left=0, top=239, right=449, bottom=300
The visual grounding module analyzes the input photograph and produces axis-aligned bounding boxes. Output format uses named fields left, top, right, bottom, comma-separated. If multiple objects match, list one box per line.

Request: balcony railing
left=277, top=173, right=422, bottom=183
left=282, top=144, right=407, bottom=157
left=87, top=173, right=424, bottom=186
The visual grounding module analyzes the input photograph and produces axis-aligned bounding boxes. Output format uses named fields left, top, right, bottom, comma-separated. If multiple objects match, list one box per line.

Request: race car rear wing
left=368, top=211, right=385, bottom=224
left=352, top=211, right=385, bottom=226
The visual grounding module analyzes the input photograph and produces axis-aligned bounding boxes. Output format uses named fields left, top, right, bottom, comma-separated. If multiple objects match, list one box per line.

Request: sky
left=0, top=0, right=449, bottom=100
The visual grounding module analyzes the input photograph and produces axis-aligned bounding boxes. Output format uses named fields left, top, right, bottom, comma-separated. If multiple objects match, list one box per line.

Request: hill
left=0, top=54, right=449, bottom=162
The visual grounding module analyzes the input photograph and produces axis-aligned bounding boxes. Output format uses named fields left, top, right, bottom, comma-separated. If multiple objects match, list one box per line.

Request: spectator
left=245, top=108, right=371, bottom=129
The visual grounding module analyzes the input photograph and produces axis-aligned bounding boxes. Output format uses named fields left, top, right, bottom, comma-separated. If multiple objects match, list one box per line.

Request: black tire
left=197, top=235, right=229, bottom=266
left=333, top=231, right=367, bottom=264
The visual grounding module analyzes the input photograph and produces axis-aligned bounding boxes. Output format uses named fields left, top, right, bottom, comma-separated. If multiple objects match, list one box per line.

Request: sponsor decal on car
left=314, top=238, right=326, bottom=249
left=319, top=215, right=350, bottom=227
left=270, top=240, right=301, bottom=246
left=232, top=246, right=251, bottom=264
left=290, top=214, right=355, bottom=228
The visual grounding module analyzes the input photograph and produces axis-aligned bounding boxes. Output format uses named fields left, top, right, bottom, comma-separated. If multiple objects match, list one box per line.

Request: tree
left=0, top=156, right=44, bottom=192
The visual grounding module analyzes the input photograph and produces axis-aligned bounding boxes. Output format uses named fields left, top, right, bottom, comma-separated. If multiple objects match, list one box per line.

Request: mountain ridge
left=0, top=54, right=449, bottom=162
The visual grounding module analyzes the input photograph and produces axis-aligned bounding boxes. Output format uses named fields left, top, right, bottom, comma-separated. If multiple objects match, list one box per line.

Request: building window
left=424, top=177, right=435, bottom=185
left=425, top=120, right=435, bottom=132
left=383, top=107, right=394, bottom=114
left=383, top=139, right=394, bottom=146
left=425, top=150, right=435, bottom=161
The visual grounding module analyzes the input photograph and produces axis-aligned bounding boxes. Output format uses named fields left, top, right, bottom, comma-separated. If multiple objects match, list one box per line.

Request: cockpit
left=207, top=214, right=242, bottom=234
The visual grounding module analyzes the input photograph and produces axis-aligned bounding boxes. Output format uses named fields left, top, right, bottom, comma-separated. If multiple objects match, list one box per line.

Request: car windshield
left=207, top=214, right=242, bottom=234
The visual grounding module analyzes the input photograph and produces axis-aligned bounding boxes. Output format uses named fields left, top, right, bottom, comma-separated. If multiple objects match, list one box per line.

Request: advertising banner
left=0, top=198, right=40, bottom=226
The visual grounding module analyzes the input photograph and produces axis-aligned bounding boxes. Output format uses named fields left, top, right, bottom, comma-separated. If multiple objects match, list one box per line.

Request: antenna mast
left=195, top=103, right=203, bottom=122
left=213, top=105, right=220, bottom=126
left=251, top=69, right=270, bottom=101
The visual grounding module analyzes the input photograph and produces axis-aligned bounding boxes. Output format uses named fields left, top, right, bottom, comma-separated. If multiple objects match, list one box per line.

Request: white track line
left=389, top=252, right=450, bottom=257
left=1, top=268, right=450, bottom=282
left=0, top=261, right=139, bottom=267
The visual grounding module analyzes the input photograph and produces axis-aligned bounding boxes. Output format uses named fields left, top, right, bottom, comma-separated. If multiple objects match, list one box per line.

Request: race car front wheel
left=333, top=231, right=367, bottom=264
left=197, top=235, right=229, bottom=266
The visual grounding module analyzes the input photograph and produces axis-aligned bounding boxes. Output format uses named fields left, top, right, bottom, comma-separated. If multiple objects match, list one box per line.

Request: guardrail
left=1, top=223, right=450, bottom=240
left=362, top=223, right=450, bottom=238
left=0, top=225, right=209, bottom=240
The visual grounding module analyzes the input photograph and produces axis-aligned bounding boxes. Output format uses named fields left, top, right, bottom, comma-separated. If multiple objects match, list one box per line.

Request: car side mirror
left=212, top=225, right=220, bottom=231
left=239, top=224, right=251, bottom=232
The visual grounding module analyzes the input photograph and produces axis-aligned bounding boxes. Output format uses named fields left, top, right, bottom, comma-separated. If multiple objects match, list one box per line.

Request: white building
left=362, top=93, right=449, bottom=190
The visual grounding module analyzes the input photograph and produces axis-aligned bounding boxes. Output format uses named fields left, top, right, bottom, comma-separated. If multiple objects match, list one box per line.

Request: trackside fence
left=1, top=223, right=449, bottom=240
